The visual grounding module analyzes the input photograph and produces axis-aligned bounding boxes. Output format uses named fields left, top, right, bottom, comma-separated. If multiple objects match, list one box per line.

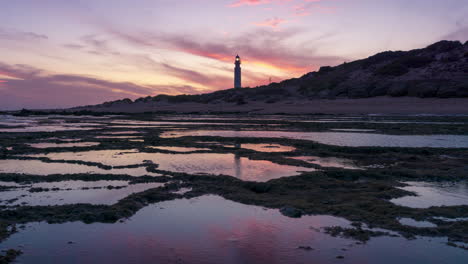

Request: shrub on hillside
left=398, top=56, right=433, bottom=68
left=376, top=62, right=409, bottom=76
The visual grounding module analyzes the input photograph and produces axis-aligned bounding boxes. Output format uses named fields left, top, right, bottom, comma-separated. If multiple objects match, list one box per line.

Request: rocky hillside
left=77, top=40, right=468, bottom=111
left=298, top=40, right=468, bottom=98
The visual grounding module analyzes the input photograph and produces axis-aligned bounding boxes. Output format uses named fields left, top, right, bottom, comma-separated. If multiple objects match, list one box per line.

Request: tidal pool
left=0, top=196, right=465, bottom=264
left=240, top=144, right=296, bottom=153
left=0, top=181, right=165, bottom=206
left=290, top=156, right=361, bottom=170
left=398, top=218, right=437, bottom=228
left=330, top=129, right=376, bottom=132
left=0, top=159, right=161, bottom=177
left=28, top=142, right=100, bottom=148
left=95, top=136, right=143, bottom=139
left=0, top=125, right=101, bottom=133
left=160, top=130, right=468, bottom=148
left=148, top=146, right=211, bottom=152
left=391, top=181, right=468, bottom=208
left=28, top=150, right=315, bottom=182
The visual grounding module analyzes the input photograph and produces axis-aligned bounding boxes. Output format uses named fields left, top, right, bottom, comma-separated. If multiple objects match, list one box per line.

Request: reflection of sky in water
left=240, top=144, right=296, bottom=153
left=0, top=181, right=165, bottom=206
left=0, top=125, right=100, bottom=132
left=29, top=150, right=315, bottom=182
left=1, top=196, right=466, bottom=264
left=148, top=146, right=211, bottom=152
left=391, top=181, right=468, bottom=208
left=291, top=156, right=361, bottom=170
left=0, top=115, right=105, bottom=132
left=0, top=159, right=161, bottom=177
left=398, top=218, right=437, bottom=228
left=161, top=130, right=468, bottom=148
left=109, top=120, right=261, bottom=126
left=28, top=142, right=99, bottom=148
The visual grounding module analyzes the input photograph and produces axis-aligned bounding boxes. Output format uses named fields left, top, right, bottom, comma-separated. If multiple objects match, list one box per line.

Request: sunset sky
left=0, top=0, right=467, bottom=110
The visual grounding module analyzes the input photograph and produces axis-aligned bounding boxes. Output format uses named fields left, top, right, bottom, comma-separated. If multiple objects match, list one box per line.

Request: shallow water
left=28, top=142, right=100, bottom=148
left=0, top=195, right=465, bottom=264
left=0, top=125, right=100, bottom=133
left=0, top=159, right=161, bottom=177
left=0, top=181, right=165, bottom=206
left=290, top=156, right=361, bottom=170
left=148, top=146, right=211, bottom=152
left=330, top=129, right=376, bottom=132
left=160, top=130, right=468, bottom=148
left=391, top=181, right=468, bottom=208
left=240, top=143, right=296, bottom=153
left=398, top=218, right=437, bottom=228
left=29, top=150, right=315, bottom=182
left=110, top=120, right=261, bottom=126
left=95, top=135, right=143, bottom=139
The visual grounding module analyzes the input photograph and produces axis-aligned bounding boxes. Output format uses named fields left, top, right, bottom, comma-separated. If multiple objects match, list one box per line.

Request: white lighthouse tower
left=234, top=55, right=241, bottom=88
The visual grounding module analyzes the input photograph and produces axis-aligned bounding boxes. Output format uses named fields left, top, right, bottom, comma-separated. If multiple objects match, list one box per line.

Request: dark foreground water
left=1, top=196, right=466, bottom=264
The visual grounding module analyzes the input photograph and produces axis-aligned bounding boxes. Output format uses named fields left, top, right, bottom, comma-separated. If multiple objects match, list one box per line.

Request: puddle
left=148, top=146, right=211, bottom=152
left=29, top=150, right=315, bottom=182
left=28, top=142, right=100, bottom=148
left=110, top=120, right=260, bottom=126
left=0, top=126, right=101, bottom=133
left=330, top=129, right=376, bottom=132
left=0, top=159, right=161, bottom=177
left=171, top=187, right=192, bottom=195
left=95, top=136, right=143, bottom=139
left=290, top=156, right=362, bottom=170
left=0, top=195, right=466, bottom=264
left=398, top=218, right=437, bottom=228
left=391, top=181, right=468, bottom=208
left=240, top=144, right=296, bottom=153
left=0, top=181, right=165, bottom=206
left=431, top=217, right=468, bottom=222
left=161, top=130, right=468, bottom=148
left=103, top=131, right=142, bottom=135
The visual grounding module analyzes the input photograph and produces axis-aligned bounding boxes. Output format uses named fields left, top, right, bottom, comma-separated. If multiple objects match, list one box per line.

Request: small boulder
left=297, top=246, right=314, bottom=251
left=280, top=206, right=304, bottom=218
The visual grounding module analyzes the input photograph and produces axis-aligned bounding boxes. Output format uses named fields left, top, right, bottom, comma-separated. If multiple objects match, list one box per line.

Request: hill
left=73, top=40, right=468, bottom=114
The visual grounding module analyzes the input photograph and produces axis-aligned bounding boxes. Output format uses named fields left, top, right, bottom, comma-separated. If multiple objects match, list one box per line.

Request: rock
left=280, top=206, right=304, bottom=218
left=297, top=246, right=314, bottom=251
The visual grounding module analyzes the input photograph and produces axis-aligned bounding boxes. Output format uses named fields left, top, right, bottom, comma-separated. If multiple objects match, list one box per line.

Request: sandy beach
left=78, top=97, right=468, bottom=115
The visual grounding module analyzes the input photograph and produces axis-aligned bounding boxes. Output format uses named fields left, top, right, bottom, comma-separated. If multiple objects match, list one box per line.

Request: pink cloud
left=293, top=2, right=338, bottom=17
left=254, top=18, right=288, bottom=28
left=0, top=62, right=209, bottom=110
left=228, top=0, right=292, bottom=8
left=229, top=0, right=271, bottom=7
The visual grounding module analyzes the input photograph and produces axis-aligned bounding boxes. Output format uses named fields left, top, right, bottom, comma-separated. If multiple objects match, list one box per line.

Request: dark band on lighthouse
left=234, top=55, right=241, bottom=88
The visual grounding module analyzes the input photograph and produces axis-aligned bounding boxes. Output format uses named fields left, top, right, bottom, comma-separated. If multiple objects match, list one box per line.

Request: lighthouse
left=234, top=55, right=241, bottom=88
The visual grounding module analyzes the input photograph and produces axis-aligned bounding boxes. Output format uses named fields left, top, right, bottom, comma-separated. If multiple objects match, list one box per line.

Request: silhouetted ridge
left=80, top=40, right=468, bottom=109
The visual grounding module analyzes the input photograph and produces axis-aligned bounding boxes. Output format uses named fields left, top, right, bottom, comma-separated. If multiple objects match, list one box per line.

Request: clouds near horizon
left=0, top=0, right=466, bottom=110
